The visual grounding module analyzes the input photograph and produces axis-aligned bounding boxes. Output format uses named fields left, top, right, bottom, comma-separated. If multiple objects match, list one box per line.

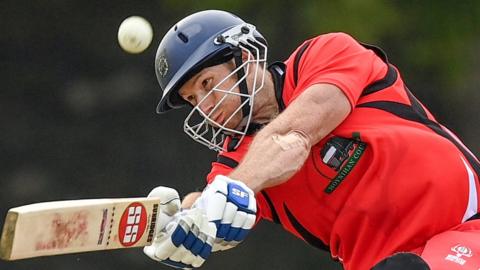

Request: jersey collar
left=268, top=61, right=286, bottom=112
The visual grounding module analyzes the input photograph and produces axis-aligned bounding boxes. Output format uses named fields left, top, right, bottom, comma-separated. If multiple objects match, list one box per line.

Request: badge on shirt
left=320, top=136, right=356, bottom=171
left=319, top=135, right=367, bottom=194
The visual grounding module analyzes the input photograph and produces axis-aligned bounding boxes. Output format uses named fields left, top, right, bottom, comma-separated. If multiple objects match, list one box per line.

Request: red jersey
left=206, top=33, right=480, bottom=269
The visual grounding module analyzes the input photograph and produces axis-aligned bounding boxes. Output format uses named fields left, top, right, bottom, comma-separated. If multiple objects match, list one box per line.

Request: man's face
left=178, top=62, right=244, bottom=130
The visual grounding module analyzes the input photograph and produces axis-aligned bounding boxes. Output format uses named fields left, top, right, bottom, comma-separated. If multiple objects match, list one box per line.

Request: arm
left=230, top=83, right=351, bottom=192
left=172, top=84, right=350, bottom=256
left=187, top=83, right=350, bottom=253
left=161, top=85, right=349, bottom=259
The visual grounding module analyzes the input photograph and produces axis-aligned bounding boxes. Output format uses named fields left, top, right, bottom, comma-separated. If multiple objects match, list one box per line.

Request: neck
left=251, top=70, right=279, bottom=124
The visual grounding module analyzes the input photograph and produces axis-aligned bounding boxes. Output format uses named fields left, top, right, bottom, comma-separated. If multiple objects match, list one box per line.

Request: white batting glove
left=145, top=186, right=182, bottom=233
left=194, top=175, right=257, bottom=251
left=143, top=187, right=217, bottom=269
left=144, top=208, right=217, bottom=269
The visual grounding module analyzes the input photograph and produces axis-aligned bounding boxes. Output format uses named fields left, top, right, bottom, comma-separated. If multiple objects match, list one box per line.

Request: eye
left=202, top=78, right=212, bottom=89
left=186, top=95, right=196, bottom=105
left=180, top=92, right=196, bottom=106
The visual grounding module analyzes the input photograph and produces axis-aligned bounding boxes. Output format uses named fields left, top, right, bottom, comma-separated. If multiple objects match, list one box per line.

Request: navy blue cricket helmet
left=154, top=10, right=267, bottom=113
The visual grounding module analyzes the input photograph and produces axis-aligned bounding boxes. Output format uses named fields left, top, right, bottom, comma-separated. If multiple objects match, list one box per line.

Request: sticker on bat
left=118, top=203, right=147, bottom=246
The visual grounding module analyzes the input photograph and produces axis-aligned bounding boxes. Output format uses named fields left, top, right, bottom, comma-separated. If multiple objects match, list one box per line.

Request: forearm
left=230, top=84, right=351, bottom=192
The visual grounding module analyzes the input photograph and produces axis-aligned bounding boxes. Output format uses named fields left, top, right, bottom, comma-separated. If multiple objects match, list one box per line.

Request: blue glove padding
left=143, top=187, right=217, bottom=269
left=144, top=197, right=216, bottom=269
left=194, top=175, right=257, bottom=251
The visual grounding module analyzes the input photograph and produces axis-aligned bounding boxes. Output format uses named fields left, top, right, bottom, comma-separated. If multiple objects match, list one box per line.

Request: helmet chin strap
left=232, top=48, right=251, bottom=121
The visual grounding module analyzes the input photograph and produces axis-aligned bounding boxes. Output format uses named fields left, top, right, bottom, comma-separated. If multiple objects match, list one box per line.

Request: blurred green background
left=0, top=1, right=479, bottom=269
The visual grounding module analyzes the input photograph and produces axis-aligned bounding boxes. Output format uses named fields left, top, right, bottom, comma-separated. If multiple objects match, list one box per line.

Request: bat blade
left=0, top=197, right=160, bottom=260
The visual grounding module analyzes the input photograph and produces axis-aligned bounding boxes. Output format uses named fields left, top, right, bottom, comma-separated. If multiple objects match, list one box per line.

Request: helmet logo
left=157, top=56, right=169, bottom=78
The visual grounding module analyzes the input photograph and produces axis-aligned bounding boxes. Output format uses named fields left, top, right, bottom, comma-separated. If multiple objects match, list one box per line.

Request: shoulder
left=313, top=32, right=359, bottom=44
left=285, top=32, right=366, bottom=78
left=282, top=32, right=387, bottom=107
left=288, top=32, right=360, bottom=60
left=310, top=32, right=363, bottom=56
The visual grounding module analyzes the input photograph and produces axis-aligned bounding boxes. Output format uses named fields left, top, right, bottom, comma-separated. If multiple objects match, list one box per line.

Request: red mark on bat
left=35, top=211, right=88, bottom=250
left=118, top=203, right=147, bottom=247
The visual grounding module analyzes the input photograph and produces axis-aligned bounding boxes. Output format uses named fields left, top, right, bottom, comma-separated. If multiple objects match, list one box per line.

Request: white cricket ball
left=117, top=16, right=153, bottom=54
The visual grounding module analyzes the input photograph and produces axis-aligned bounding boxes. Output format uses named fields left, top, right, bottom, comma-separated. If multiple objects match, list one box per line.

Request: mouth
left=207, top=112, right=224, bottom=127
left=214, top=113, right=225, bottom=125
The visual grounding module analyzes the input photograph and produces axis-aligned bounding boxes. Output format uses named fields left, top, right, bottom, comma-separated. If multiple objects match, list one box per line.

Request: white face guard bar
left=183, top=23, right=268, bottom=152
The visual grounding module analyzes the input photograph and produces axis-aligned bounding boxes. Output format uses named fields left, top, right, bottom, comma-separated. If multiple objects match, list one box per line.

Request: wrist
left=211, top=175, right=256, bottom=212
left=228, top=169, right=263, bottom=193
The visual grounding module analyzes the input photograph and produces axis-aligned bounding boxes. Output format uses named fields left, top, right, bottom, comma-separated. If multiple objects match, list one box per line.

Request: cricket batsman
left=142, top=10, right=480, bottom=270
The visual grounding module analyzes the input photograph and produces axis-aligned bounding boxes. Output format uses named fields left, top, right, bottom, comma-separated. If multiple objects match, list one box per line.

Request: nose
left=197, top=93, right=215, bottom=116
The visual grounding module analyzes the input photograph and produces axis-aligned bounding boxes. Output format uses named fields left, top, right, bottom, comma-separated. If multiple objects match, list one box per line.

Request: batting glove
left=143, top=187, right=216, bottom=269
left=194, top=175, right=257, bottom=251
left=145, top=186, right=182, bottom=234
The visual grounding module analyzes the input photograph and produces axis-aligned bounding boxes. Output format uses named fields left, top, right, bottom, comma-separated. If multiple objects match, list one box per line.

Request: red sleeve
left=205, top=135, right=270, bottom=224
left=254, top=191, right=275, bottom=224
left=206, top=161, right=234, bottom=184
left=206, top=136, right=253, bottom=184
left=284, top=32, right=388, bottom=108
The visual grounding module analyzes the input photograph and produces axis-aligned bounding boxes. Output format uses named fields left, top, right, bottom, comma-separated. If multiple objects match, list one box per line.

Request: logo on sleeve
left=118, top=202, right=147, bottom=246
left=444, top=244, right=473, bottom=266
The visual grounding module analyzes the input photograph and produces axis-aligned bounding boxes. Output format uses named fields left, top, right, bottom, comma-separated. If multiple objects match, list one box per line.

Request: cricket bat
left=0, top=197, right=160, bottom=261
